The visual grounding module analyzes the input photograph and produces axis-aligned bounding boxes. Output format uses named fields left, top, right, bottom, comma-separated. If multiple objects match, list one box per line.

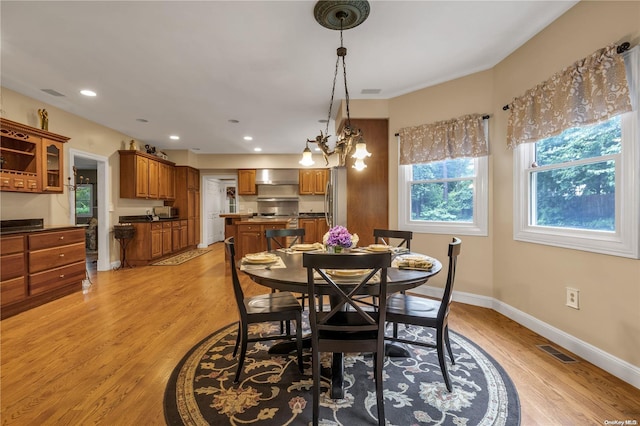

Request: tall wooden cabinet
left=172, top=166, right=200, bottom=248
left=298, top=217, right=329, bottom=244
left=1, top=118, right=69, bottom=193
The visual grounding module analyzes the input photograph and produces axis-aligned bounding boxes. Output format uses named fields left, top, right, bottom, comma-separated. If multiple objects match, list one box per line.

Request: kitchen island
left=220, top=214, right=292, bottom=260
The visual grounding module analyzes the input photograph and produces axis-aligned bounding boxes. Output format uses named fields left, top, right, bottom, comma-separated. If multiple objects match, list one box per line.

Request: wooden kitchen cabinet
left=299, top=217, right=329, bottom=244
left=235, top=222, right=287, bottom=260
left=119, top=150, right=176, bottom=200
left=299, top=169, right=329, bottom=195
left=1, top=227, right=85, bottom=319
left=172, top=166, right=200, bottom=248
left=162, top=221, right=172, bottom=256
left=1, top=118, right=70, bottom=193
left=172, top=220, right=188, bottom=252
left=238, top=169, right=256, bottom=195
left=1, top=235, right=27, bottom=306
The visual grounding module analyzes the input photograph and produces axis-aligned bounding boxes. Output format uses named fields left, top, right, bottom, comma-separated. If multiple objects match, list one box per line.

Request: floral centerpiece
left=323, top=225, right=359, bottom=253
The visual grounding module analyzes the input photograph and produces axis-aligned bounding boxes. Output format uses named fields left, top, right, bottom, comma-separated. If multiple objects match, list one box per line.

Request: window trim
left=513, top=112, right=639, bottom=258
left=398, top=155, right=489, bottom=236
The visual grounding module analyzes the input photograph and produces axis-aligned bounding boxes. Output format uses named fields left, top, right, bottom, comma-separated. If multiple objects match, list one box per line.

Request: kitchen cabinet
left=0, top=118, right=70, bottom=193
left=299, top=217, right=329, bottom=244
left=1, top=227, right=85, bottom=319
left=162, top=221, right=172, bottom=256
left=172, top=220, right=188, bottom=252
left=238, top=169, right=256, bottom=195
left=235, top=222, right=287, bottom=260
left=1, top=235, right=26, bottom=307
left=119, top=150, right=176, bottom=200
left=299, top=169, right=329, bottom=195
left=172, top=166, right=200, bottom=248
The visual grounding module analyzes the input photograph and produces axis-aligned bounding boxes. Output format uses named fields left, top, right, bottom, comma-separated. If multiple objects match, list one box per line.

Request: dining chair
left=385, top=237, right=462, bottom=392
left=224, top=237, right=304, bottom=384
left=373, top=229, right=413, bottom=250
left=265, top=228, right=306, bottom=251
left=265, top=228, right=309, bottom=316
left=303, top=251, right=391, bottom=426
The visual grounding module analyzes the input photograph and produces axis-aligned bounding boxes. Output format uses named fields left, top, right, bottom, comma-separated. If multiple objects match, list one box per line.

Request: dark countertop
left=119, top=215, right=181, bottom=223
left=0, top=224, right=84, bottom=236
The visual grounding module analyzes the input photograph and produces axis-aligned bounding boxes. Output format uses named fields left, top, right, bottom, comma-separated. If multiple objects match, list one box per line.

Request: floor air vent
left=537, top=344, right=579, bottom=363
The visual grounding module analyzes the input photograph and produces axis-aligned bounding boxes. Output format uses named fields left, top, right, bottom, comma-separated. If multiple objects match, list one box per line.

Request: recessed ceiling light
left=228, top=119, right=239, bottom=123
left=80, top=89, right=97, bottom=97
left=314, top=147, right=321, bottom=152
left=41, top=89, right=65, bottom=97
left=318, top=119, right=328, bottom=123
left=244, top=136, right=253, bottom=141
left=136, top=118, right=149, bottom=123
left=253, top=147, right=262, bottom=152
left=361, top=88, right=381, bottom=94
left=170, top=135, right=180, bottom=140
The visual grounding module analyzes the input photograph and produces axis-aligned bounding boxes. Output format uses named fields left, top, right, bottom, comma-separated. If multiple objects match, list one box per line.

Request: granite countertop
left=118, top=215, right=181, bottom=223
left=0, top=224, right=84, bottom=236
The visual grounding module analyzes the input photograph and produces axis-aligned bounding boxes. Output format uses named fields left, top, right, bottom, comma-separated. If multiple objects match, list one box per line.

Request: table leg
left=331, top=352, right=344, bottom=399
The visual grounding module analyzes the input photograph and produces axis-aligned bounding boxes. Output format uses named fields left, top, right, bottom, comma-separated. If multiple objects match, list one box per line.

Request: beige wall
left=370, top=1, right=639, bottom=367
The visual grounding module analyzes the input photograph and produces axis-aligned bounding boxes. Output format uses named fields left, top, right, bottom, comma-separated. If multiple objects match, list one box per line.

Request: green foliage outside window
left=532, top=116, right=621, bottom=231
left=75, top=184, right=93, bottom=217
left=411, top=158, right=475, bottom=222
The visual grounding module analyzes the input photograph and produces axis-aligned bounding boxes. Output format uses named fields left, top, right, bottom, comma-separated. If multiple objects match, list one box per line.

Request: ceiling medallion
left=314, top=1, right=370, bottom=30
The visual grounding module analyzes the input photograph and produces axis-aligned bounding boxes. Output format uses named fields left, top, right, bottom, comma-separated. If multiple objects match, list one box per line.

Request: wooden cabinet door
left=180, top=222, right=188, bottom=249
left=167, top=165, right=176, bottom=200
left=135, top=155, right=149, bottom=198
left=42, top=139, right=64, bottom=192
left=236, top=224, right=261, bottom=259
left=162, top=223, right=172, bottom=255
left=151, top=229, right=162, bottom=258
left=298, top=218, right=317, bottom=243
left=316, top=218, right=329, bottom=242
left=158, top=163, right=170, bottom=199
left=148, top=159, right=159, bottom=199
left=299, top=170, right=314, bottom=195
left=238, top=169, right=256, bottom=195
left=313, top=169, right=329, bottom=195
left=172, top=226, right=181, bottom=252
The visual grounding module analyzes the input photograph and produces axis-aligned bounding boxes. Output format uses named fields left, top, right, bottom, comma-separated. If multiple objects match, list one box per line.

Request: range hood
left=255, top=169, right=299, bottom=185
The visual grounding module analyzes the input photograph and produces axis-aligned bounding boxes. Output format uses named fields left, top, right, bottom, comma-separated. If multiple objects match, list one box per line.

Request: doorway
left=200, top=174, right=236, bottom=247
left=68, top=149, right=110, bottom=271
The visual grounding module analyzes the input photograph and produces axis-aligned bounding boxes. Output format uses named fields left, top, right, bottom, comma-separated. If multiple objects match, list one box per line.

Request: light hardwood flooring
left=1, top=242, right=638, bottom=424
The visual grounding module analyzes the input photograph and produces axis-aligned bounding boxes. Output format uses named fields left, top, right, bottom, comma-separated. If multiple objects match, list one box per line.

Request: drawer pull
left=59, top=274, right=65, bottom=278
left=59, top=236, right=64, bottom=240
left=59, top=253, right=65, bottom=257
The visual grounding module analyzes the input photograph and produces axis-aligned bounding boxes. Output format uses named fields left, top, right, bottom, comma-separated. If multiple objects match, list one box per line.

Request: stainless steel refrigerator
left=324, top=166, right=347, bottom=228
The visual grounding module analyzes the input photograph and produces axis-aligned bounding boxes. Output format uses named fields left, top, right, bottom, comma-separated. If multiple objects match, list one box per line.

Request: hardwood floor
left=1, top=242, right=638, bottom=424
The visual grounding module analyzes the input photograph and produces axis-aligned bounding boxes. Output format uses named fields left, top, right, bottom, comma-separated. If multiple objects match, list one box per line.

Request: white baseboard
left=409, top=284, right=640, bottom=390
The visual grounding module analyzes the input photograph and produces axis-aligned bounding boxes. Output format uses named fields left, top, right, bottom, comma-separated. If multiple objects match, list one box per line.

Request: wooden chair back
left=265, top=228, right=305, bottom=250
left=373, top=229, right=413, bottom=250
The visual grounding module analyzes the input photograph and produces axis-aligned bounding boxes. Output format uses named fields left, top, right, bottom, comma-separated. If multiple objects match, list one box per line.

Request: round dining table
left=240, top=248, right=442, bottom=399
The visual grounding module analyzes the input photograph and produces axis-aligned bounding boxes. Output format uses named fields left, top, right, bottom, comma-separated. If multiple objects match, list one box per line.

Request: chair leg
left=436, top=327, right=452, bottom=392
left=232, top=322, right=241, bottom=357
left=295, top=315, right=303, bottom=374
left=374, top=352, right=385, bottom=426
left=285, top=320, right=291, bottom=336
left=312, top=345, right=320, bottom=426
left=444, top=325, right=455, bottom=365
left=234, top=323, right=249, bottom=384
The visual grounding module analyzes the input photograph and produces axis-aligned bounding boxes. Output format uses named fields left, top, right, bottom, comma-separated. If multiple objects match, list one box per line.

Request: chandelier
left=65, top=166, right=90, bottom=191
left=300, top=0, right=371, bottom=171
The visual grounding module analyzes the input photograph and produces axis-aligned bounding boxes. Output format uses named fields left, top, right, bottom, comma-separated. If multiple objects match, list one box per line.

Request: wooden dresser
left=1, top=226, right=86, bottom=319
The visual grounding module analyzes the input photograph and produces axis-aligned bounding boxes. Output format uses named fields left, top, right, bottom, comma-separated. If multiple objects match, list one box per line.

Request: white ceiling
left=1, top=1, right=577, bottom=156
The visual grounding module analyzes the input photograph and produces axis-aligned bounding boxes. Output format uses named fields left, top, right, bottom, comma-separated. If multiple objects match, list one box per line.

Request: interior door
left=206, top=179, right=224, bottom=245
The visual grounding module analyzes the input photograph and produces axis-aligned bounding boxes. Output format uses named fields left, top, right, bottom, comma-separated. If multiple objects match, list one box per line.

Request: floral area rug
left=151, top=249, right=211, bottom=266
left=164, top=319, right=520, bottom=425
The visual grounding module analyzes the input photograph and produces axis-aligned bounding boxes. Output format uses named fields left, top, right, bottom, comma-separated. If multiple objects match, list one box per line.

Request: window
left=75, top=184, right=93, bottom=218
left=398, top=156, right=488, bottom=236
left=514, top=50, right=639, bottom=258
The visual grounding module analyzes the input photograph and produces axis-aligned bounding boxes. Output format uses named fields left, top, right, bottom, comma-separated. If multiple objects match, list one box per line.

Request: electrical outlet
left=566, top=287, right=579, bottom=309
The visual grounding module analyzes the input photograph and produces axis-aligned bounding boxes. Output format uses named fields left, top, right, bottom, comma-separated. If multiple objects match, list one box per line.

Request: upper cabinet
left=0, top=118, right=69, bottom=193
left=238, top=169, right=256, bottom=195
left=119, top=150, right=176, bottom=200
left=299, top=169, right=329, bottom=195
